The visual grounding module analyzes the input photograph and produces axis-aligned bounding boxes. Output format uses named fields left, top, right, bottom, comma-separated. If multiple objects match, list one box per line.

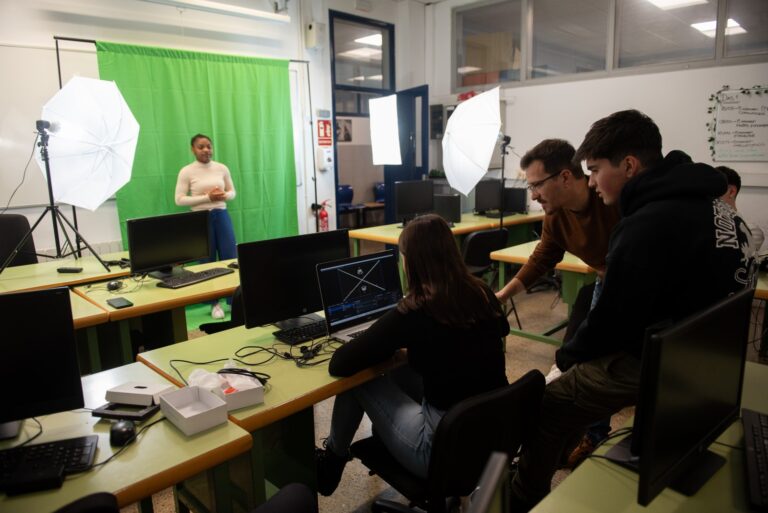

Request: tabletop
left=0, top=252, right=129, bottom=294
left=0, top=362, right=251, bottom=511
left=490, top=240, right=594, bottom=274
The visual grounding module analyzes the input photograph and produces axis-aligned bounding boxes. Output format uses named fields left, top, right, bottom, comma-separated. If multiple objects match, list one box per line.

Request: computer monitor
left=605, top=287, right=754, bottom=506
left=237, top=229, right=350, bottom=330
left=394, top=179, right=434, bottom=225
left=474, top=179, right=501, bottom=214
left=503, top=188, right=527, bottom=214
left=127, top=210, right=210, bottom=279
left=0, top=287, right=84, bottom=439
left=434, top=194, right=462, bottom=225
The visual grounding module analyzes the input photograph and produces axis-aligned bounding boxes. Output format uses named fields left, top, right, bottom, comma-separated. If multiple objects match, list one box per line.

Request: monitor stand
left=604, top=435, right=726, bottom=498
left=274, top=312, right=324, bottom=331
left=148, top=265, right=193, bottom=281
left=0, top=420, right=21, bottom=440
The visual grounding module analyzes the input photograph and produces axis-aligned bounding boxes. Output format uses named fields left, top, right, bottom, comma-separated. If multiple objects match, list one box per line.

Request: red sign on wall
left=317, top=119, right=332, bottom=146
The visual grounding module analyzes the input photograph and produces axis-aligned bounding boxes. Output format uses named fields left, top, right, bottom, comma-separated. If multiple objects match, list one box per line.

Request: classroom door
left=384, top=84, right=429, bottom=224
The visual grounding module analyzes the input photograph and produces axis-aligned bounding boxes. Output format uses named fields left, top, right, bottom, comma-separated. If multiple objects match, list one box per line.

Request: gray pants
left=511, top=352, right=641, bottom=506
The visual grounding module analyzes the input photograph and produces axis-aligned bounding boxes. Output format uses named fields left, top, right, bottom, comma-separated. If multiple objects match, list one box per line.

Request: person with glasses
left=508, top=110, right=756, bottom=512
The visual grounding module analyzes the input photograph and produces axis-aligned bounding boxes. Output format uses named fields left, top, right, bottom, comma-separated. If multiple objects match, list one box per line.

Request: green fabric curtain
left=96, top=41, right=298, bottom=246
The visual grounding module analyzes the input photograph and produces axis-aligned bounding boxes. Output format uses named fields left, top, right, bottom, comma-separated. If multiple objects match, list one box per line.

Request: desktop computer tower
left=434, top=194, right=462, bottom=224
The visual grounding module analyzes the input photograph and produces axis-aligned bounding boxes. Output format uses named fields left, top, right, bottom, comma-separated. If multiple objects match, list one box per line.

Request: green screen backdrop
left=96, top=41, right=298, bottom=246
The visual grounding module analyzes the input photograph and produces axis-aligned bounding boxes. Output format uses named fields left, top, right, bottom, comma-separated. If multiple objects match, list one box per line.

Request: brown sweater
left=515, top=187, right=620, bottom=288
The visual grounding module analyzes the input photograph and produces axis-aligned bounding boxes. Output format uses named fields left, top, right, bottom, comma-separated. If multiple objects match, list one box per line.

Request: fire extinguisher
left=316, top=200, right=331, bottom=232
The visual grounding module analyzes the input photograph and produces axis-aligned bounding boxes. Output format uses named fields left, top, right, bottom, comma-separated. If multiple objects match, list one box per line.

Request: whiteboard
left=0, top=44, right=99, bottom=208
left=713, top=86, right=768, bottom=162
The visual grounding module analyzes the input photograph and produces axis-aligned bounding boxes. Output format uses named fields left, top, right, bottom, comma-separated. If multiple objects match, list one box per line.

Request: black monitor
left=605, top=287, right=753, bottom=506
left=503, top=188, right=527, bottom=214
left=434, top=194, right=462, bottom=225
left=238, top=229, right=350, bottom=330
left=394, top=180, right=434, bottom=225
left=0, top=287, right=84, bottom=439
left=127, top=210, right=210, bottom=279
left=475, top=179, right=501, bottom=214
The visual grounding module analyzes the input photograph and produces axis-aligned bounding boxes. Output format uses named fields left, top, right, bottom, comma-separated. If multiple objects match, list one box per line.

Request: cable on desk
left=168, top=357, right=272, bottom=386
left=78, top=417, right=167, bottom=473
left=14, top=418, right=43, bottom=448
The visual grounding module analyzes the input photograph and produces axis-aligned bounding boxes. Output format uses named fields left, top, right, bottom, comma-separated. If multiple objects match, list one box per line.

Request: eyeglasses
left=526, top=171, right=562, bottom=192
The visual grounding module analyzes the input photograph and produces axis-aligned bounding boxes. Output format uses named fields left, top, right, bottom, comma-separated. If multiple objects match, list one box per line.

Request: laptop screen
left=317, top=249, right=403, bottom=333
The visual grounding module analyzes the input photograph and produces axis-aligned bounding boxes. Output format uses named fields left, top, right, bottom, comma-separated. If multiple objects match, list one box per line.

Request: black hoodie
left=556, top=151, right=756, bottom=370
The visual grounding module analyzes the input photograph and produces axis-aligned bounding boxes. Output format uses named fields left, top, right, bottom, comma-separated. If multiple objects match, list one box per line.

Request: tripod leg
left=0, top=208, right=52, bottom=274
left=54, top=209, right=111, bottom=272
left=54, top=209, right=77, bottom=257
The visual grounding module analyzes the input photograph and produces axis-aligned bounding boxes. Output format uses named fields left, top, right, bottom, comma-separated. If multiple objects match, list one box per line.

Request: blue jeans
left=326, top=367, right=444, bottom=478
left=203, top=208, right=236, bottom=305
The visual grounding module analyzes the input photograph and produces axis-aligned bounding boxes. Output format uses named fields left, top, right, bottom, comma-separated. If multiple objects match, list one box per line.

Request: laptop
left=316, top=249, right=403, bottom=342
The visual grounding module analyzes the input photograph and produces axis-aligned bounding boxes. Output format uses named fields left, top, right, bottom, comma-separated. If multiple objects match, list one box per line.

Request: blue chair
left=373, top=182, right=385, bottom=203
left=337, top=184, right=364, bottom=228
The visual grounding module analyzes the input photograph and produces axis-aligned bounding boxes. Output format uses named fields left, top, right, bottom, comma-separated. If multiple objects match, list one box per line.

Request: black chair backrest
left=427, top=369, right=545, bottom=502
left=0, top=214, right=38, bottom=267
left=461, top=228, right=508, bottom=269
left=53, top=492, right=119, bottom=513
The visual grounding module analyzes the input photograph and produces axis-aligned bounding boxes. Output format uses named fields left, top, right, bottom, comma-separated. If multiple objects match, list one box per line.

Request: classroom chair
left=0, top=214, right=38, bottom=267
left=53, top=492, right=119, bottom=513
left=350, top=369, right=545, bottom=513
left=337, top=184, right=365, bottom=228
left=461, top=228, right=521, bottom=329
left=199, top=286, right=244, bottom=334
left=373, top=182, right=386, bottom=203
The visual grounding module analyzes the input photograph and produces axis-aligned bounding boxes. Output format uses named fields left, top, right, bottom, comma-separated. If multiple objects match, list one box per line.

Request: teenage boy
left=509, top=110, right=756, bottom=511
left=716, top=165, right=764, bottom=252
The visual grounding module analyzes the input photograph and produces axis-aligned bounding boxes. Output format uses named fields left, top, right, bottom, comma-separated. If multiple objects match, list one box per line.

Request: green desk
left=756, top=272, right=767, bottom=358
left=73, top=258, right=240, bottom=366
left=532, top=361, right=768, bottom=513
left=348, top=212, right=544, bottom=255
left=0, top=363, right=252, bottom=513
left=0, top=251, right=129, bottom=293
left=137, top=325, right=398, bottom=505
left=491, top=241, right=597, bottom=346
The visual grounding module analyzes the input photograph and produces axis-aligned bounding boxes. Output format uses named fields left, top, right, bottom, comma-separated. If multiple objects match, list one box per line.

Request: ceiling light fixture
left=457, top=66, right=482, bottom=74
left=338, top=48, right=382, bottom=60
left=646, top=0, right=707, bottom=10
left=691, top=18, right=746, bottom=38
left=140, top=0, right=291, bottom=23
left=354, top=34, right=382, bottom=46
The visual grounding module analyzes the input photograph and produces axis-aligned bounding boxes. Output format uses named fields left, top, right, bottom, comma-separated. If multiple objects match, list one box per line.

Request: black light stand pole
left=499, top=135, right=511, bottom=231
left=38, top=122, right=64, bottom=256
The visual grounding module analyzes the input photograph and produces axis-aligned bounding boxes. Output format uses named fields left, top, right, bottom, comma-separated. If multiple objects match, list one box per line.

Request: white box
left=106, top=382, right=176, bottom=406
left=215, top=380, right=264, bottom=412
left=160, top=386, right=228, bottom=436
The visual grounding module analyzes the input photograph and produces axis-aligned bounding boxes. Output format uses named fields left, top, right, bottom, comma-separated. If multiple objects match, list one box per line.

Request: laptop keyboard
left=348, top=330, right=365, bottom=339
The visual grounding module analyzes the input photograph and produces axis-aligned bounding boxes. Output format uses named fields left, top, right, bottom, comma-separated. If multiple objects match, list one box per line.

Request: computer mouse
left=107, top=280, right=123, bottom=291
left=227, top=262, right=239, bottom=269
left=110, top=419, right=136, bottom=447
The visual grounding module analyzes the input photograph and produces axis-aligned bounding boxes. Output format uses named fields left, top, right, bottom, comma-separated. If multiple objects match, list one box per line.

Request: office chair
left=199, top=286, right=244, bottom=334
left=373, top=182, right=386, bottom=203
left=461, top=228, right=521, bottom=329
left=337, top=184, right=364, bottom=228
left=0, top=214, right=38, bottom=267
left=53, top=492, right=119, bottom=513
left=350, top=369, right=545, bottom=513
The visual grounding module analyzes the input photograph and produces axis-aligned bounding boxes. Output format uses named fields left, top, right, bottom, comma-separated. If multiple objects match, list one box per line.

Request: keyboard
left=273, top=320, right=327, bottom=345
left=0, top=435, right=98, bottom=495
left=743, top=408, right=768, bottom=511
left=157, top=267, right=234, bottom=289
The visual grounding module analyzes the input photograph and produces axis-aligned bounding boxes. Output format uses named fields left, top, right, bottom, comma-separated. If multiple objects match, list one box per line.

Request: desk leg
left=760, top=299, right=767, bottom=359
left=84, top=326, right=101, bottom=373
left=171, top=307, right=188, bottom=343
left=118, top=320, right=133, bottom=364
left=137, top=496, right=154, bottom=513
left=352, top=239, right=360, bottom=257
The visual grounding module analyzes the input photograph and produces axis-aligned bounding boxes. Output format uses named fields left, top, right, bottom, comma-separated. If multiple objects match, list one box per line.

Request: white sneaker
left=211, top=303, right=225, bottom=319
left=545, top=363, right=563, bottom=385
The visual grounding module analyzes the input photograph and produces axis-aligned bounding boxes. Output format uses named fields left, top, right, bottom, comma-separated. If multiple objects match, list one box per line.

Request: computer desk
left=490, top=241, right=597, bottom=346
left=0, top=362, right=252, bottom=513
left=531, top=361, right=767, bottom=513
left=137, top=324, right=400, bottom=505
left=69, top=290, right=112, bottom=373
left=347, top=212, right=544, bottom=256
left=0, top=251, right=129, bottom=294
left=72, top=258, right=240, bottom=366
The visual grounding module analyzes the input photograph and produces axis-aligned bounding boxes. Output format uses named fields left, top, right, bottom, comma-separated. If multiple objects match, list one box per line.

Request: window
left=331, top=12, right=394, bottom=116
left=532, top=0, right=610, bottom=78
left=617, top=0, right=718, bottom=67
left=724, top=0, right=768, bottom=57
left=454, top=0, right=522, bottom=88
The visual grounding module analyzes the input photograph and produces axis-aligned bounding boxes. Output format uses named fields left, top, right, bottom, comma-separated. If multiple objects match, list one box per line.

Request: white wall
left=0, top=0, right=423, bottom=253
left=425, top=0, right=768, bottom=241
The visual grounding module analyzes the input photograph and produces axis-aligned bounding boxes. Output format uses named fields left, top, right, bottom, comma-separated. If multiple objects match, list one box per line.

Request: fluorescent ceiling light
left=457, top=66, right=481, bottom=74
left=348, top=76, right=365, bottom=82
left=367, top=74, right=383, bottom=80
left=646, top=0, right=707, bottom=9
left=139, top=0, right=290, bottom=23
left=338, top=48, right=382, bottom=60
left=691, top=18, right=746, bottom=38
left=354, top=34, right=382, bottom=46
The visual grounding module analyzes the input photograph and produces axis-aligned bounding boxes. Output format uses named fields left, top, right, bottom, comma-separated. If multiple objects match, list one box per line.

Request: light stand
left=498, top=135, right=511, bottom=231
left=0, top=121, right=110, bottom=274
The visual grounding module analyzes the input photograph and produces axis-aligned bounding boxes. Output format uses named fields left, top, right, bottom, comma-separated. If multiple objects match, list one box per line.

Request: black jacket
left=556, top=151, right=756, bottom=370
left=329, top=286, right=509, bottom=411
